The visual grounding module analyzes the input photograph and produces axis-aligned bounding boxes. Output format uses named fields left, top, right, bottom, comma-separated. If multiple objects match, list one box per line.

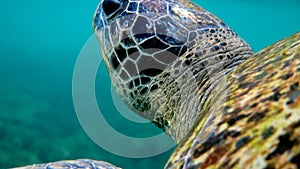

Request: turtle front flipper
left=13, top=159, right=121, bottom=169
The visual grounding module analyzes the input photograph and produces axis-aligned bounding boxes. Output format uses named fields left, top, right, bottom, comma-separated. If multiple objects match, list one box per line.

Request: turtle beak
left=93, top=2, right=104, bottom=31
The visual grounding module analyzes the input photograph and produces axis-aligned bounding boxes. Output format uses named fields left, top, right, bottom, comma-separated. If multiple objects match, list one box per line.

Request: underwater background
left=0, top=0, right=299, bottom=168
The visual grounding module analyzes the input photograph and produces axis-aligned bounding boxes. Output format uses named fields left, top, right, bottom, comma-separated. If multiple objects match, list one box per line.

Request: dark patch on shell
left=220, top=158, right=239, bottom=169
left=282, top=60, right=291, bottom=69
left=199, top=143, right=230, bottom=168
left=235, top=136, right=251, bottom=149
left=237, top=74, right=247, bottom=82
left=247, top=109, right=268, bottom=123
left=229, top=130, right=241, bottom=138
left=290, top=82, right=299, bottom=90
left=286, top=90, right=300, bottom=105
left=269, top=92, right=281, bottom=101
left=290, top=153, right=300, bottom=168
left=266, top=133, right=297, bottom=160
left=249, top=102, right=258, bottom=108
left=238, top=82, right=255, bottom=89
left=291, top=120, right=300, bottom=128
left=255, top=71, right=268, bottom=79
left=280, top=73, right=293, bottom=80
left=226, top=112, right=250, bottom=126
left=193, top=131, right=229, bottom=158
left=261, top=126, right=275, bottom=139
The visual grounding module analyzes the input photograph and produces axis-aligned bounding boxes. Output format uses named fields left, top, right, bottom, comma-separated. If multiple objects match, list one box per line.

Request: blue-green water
left=0, top=0, right=299, bottom=168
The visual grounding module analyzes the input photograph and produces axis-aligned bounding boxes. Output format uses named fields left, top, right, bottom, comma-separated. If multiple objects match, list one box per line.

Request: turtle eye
left=102, top=0, right=128, bottom=19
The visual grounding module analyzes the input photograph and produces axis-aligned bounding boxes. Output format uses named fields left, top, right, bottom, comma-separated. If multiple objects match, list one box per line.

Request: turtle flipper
left=13, top=159, right=121, bottom=169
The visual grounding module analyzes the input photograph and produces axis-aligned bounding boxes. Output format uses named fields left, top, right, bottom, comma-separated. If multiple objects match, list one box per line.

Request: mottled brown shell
left=166, top=32, right=300, bottom=168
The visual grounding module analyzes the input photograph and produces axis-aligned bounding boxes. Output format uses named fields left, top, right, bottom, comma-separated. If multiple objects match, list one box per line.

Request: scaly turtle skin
left=16, top=0, right=300, bottom=168
left=93, top=0, right=253, bottom=143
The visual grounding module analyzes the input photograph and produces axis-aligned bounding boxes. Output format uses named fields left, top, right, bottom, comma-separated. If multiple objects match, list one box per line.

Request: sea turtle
left=16, top=0, right=300, bottom=168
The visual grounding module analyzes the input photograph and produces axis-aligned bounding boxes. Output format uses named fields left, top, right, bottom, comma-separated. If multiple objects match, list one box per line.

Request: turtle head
left=93, top=0, right=191, bottom=117
left=93, top=0, right=253, bottom=142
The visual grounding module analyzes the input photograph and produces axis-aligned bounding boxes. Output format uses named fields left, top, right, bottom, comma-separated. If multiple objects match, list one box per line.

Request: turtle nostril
left=102, top=0, right=123, bottom=17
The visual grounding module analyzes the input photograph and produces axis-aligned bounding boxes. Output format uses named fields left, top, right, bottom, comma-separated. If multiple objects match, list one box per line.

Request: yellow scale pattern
left=166, top=32, right=300, bottom=169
